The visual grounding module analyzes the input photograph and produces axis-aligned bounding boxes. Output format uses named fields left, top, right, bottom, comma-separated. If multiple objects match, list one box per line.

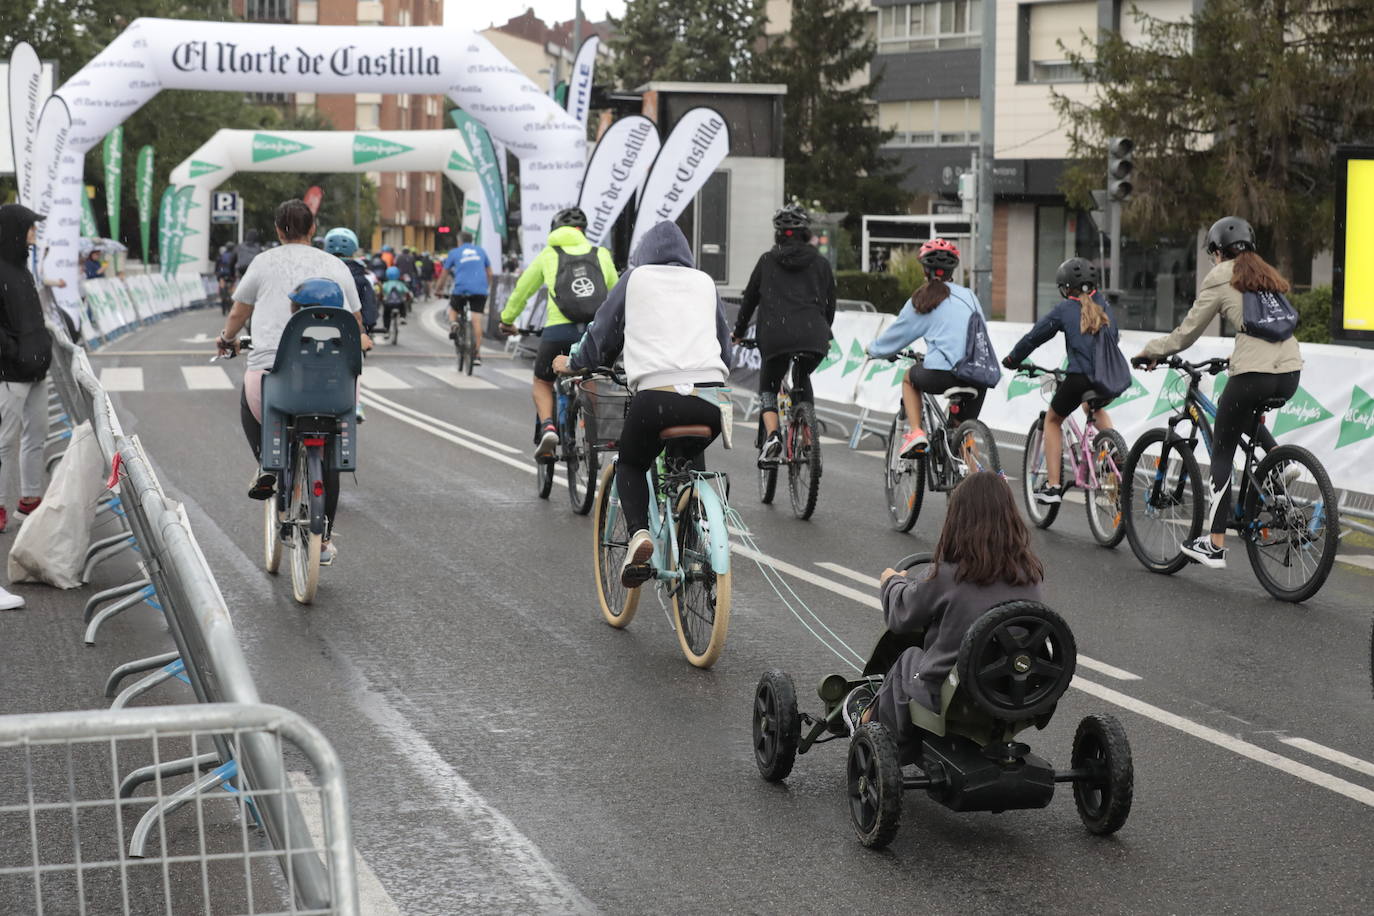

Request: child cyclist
left=1001, top=257, right=1120, bottom=504
left=866, top=238, right=991, bottom=457
left=379, top=266, right=412, bottom=336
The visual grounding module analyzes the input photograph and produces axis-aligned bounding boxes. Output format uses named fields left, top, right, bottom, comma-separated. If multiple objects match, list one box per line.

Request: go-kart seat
left=260, top=308, right=363, bottom=472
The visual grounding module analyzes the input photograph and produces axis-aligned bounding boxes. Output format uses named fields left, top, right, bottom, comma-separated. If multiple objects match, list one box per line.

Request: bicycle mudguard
left=690, top=472, right=732, bottom=575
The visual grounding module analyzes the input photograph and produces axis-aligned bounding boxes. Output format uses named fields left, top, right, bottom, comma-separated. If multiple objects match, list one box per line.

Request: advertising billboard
left=1334, top=146, right=1374, bottom=343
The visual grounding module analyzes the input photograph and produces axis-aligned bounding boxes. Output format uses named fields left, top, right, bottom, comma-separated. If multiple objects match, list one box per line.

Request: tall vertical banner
left=461, top=198, right=482, bottom=240
left=136, top=146, right=155, bottom=266
left=630, top=107, right=730, bottom=250
left=169, top=185, right=196, bottom=273
left=566, top=37, right=600, bottom=131
left=7, top=42, right=43, bottom=206
left=102, top=125, right=124, bottom=242
left=30, top=95, right=72, bottom=265
left=157, top=186, right=177, bottom=273
left=80, top=191, right=99, bottom=238
left=578, top=115, right=661, bottom=247
left=450, top=109, right=506, bottom=268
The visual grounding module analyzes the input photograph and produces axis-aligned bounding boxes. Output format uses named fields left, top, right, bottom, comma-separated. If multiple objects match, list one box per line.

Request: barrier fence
left=0, top=322, right=358, bottom=914
left=74, top=272, right=217, bottom=346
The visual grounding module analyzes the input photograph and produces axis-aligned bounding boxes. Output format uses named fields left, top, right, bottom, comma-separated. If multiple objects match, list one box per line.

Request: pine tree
left=609, top=0, right=765, bottom=88
left=1053, top=0, right=1374, bottom=276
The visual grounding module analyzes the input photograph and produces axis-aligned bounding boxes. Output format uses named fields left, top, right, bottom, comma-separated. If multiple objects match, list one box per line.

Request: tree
left=1053, top=0, right=1374, bottom=276
left=759, top=0, right=907, bottom=221
left=609, top=0, right=765, bottom=87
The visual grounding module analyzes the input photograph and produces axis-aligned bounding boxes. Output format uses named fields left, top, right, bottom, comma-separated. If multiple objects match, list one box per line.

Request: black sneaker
left=757, top=432, right=783, bottom=468
left=1034, top=483, right=1063, bottom=505
left=1181, top=536, right=1227, bottom=569
left=842, top=684, right=877, bottom=736
left=247, top=470, right=275, bottom=501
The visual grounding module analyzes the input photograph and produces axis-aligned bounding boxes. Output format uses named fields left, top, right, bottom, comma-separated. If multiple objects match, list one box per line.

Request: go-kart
left=751, top=554, right=1133, bottom=848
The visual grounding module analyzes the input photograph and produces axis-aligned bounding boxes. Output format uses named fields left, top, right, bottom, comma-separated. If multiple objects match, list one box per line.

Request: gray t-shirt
left=232, top=243, right=362, bottom=371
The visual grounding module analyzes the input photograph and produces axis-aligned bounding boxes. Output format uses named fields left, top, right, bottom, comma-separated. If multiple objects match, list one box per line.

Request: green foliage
left=1292, top=285, right=1332, bottom=345
left=885, top=249, right=925, bottom=302
left=1053, top=0, right=1374, bottom=277
left=609, top=0, right=765, bottom=87
left=837, top=271, right=906, bottom=314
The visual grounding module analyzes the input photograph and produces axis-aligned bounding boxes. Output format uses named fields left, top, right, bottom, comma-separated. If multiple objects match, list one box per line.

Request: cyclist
left=499, top=207, right=618, bottom=459
left=733, top=204, right=836, bottom=467
left=865, top=238, right=990, bottom=456
left=233, top=229, right=262, bottom=280
left=216, top=200, right=371, bottom=565
left=379, top=265, right=412, bottom=335
left=1001, top=257, right=1119, bottom=504
left=553, top=220, right=730, bottom=587
left=440, top=231, right=494, bottom=366
left=1134, top=216, right=1302, bottom=569
left=324, top=228, right=379, bottom=335
left=215, top=243, right=237, bottom=314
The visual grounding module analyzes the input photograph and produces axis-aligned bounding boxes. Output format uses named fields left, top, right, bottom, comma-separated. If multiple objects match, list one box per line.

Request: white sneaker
left=620, top=529, right=654, bottom=588
left=0, top=587, right=25, bottom=611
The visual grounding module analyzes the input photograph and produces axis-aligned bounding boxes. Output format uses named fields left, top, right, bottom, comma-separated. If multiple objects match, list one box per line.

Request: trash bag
left=8, top=421, right=106, bottom=588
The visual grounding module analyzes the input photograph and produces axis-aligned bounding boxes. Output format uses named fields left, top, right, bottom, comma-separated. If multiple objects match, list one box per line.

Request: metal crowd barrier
left=21, top=323, right=358, bottom=914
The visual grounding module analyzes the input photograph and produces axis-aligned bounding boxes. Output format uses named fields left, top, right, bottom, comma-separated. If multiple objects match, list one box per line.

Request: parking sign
left=211, top=191, right=238, bottom=224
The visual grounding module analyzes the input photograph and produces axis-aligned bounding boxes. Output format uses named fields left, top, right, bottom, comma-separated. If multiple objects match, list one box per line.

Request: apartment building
left=231, top=0, right=447, bottom=252
left=482, top=10, right=614, bottom=97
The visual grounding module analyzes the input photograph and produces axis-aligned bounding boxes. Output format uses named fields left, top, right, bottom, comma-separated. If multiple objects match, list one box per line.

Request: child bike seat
left=260, top=308, right=363, bottom=472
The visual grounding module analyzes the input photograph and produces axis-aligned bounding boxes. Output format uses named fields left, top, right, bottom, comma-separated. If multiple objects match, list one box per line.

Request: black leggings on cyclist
left=1206, top=370, right=1299, bottom=535
left=240, top=387, right=341, bottom=534
left=616, top=389, right=722, bottom=534
left=758, top=351, right=823, bottom=413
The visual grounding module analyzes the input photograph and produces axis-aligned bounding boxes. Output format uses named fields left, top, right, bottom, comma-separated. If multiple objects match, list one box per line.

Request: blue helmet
left=382, top=245, right=393, bottom=252
left=385, top=266, right=400, bottom=280
left=324, top=227, right=358, bottom=257
left=288, top=277, right=346, bottom=310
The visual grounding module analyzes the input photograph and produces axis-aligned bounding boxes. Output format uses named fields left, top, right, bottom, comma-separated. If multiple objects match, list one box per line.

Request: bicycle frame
left=644, top=460, right=732, bottom=585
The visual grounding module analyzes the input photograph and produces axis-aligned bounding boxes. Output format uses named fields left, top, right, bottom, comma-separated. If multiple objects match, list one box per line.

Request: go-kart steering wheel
left=956, top=601, right=1077, bottom=721
left=894, top=553, right=932, bottom=573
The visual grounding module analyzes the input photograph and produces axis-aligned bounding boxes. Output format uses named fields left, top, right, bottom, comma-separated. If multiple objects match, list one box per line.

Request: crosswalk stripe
left=495, top=368, right=531, bottom=384
left=180, top=365, right=234, bottom=390
left=360, top=366, right=412, bottom=390
left=99, top=367, right=144, bottom=391
left=417, top=366, right=498, bottom=390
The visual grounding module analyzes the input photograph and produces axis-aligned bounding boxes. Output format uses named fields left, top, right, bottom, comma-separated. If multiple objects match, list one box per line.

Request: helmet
left=1205, top=216, right=1255, bottom=257
left=772, top=204, right=810, bottom=231
left=918, top=238, right=960, bottom=278
left=1055, top=257, right=1098, bottom=293
left=550, top=207, right=588, bottom=231
left=324, top=227, right=359, bottom=257
left=288, top=277, right=345, bottom=310
left=382, top=245, right=393, bottom=252
left=385, top=266, right=400, bottom=280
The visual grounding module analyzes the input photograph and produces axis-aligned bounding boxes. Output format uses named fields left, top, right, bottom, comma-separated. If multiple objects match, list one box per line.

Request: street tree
left=609, top=0, right=765, bottom=87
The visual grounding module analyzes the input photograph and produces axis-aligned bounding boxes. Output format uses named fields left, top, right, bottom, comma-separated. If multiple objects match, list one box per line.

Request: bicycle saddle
left=1258, top=396, right=1289, bottom=411
left=945, top=387, right=980, bottom=401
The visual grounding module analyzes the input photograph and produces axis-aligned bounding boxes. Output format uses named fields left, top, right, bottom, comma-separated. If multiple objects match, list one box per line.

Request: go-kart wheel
left=1071, top=714, right=1133, bottom=835
left=956, top=601, right=1077, bottom=721
left=847, top=722, right=902, bottom=849
left=752, top=670, right=801, bottom=782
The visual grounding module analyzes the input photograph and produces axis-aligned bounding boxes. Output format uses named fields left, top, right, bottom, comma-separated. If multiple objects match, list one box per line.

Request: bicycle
left=883, top=350, right=1002, bottom=532
left=381, top=298, right=405, bottom=345
left=451, top=301, right=476, bottom=375
left=591, top=426, right=733, bottom=668
left=1013, top=363, right=1129, bottom=547
left=1120, top=355, right=1338, bottom=602
left=738, top=340, right=822, bottom=520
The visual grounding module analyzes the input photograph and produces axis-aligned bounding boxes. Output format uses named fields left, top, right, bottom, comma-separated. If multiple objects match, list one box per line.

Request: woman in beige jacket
left=1133, top=216, right=1303, bottom=569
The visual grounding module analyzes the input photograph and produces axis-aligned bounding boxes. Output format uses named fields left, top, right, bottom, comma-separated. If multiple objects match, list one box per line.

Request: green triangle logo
left=1148, top=372, right=1190, bottom=419
left=1213, top=371, right=1228, bottom=401
left=816, top=338, right=842, bottom=373
left=189, top=160, right=221, bottom=178
left=1114, top=374, right=1149, bottom=405
left=1271, top=385, right=1334, bottom=437
left=842, top=339, right=867, bottom=376
left=447, top=150, right=475, bottom=172
left=1007, top=373, right=1040, bottom=400
left=865, top=359, right=894, bottom=381
left=353, top=136, right=414, bottom=165
left=464, top=200, right=482, bottom=216
left=251, top=133, right=312, bottom=163
left=1336, top=385, right=1374, bottom=449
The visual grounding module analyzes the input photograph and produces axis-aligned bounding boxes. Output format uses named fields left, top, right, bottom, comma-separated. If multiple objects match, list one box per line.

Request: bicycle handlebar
left=1133, top=354, right=1228, bottom=377
left=210, top=335, right=253, bottom=362
left=1013, top=362, right=1064, bottom=380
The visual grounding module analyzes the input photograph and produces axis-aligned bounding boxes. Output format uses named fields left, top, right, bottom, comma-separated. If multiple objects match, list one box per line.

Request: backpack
left=1087, top=324, right=1132, bottom=399
left=1241, top=290, right=1298, bottom=342
left=948, top=297, right=1002, bottom=388
left=383, top=286, right=408, bottom=308
left=552, top=248, right=609, bottom=323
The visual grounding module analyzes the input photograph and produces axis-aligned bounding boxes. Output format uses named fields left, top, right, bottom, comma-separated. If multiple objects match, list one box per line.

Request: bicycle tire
left=567, top=399, right=596, bottom=515
left=885, top=409, right=924, bottom=532
left=1122, top=428, right=1203, bottom=574
left=263, top=490, right=283, bottom=574
left=454, top=321, right=467, bottom=373
left=592, top=461, right=639, bottom=627
left=756, top=414, right=778, bottom=504
left=953, top=419, right=1001, bottom=480
left=536, top=457, right=554, bottom=499
left=1086, top=428, right=1129, bottom=548
left=1021, top=417, right=1060, bottom=529
left=464, top=318, right=477, bottom=376
left=1243, top=444, right=1339, bottom=603
left=670, top=483, right=732, bottom=668
left=787, top=403, right=821, bottom=520
left=289, top=445, right=321, bottom=604
left=388, top=317, right=399, bottom=346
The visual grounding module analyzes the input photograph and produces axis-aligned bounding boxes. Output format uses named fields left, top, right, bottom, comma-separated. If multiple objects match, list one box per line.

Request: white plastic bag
left=8, top=421, right=106, bottom=588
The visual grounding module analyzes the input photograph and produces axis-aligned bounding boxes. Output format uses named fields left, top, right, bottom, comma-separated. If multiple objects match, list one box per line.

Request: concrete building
left=482, top=10, right=614, bottom=96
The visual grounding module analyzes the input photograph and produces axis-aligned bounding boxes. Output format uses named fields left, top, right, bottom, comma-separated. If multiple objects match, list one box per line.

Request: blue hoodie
left=867, top=282, right=986, bottom=371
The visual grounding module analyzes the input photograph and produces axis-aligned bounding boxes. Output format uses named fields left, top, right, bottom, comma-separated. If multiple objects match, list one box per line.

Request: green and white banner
left=79, top=190, right=99, bottom=238
left=157, top=186, right=176, bottom=273
left=449, top=109, right=507, bottom=253
left=102, top=125, right=123, bottom=242
left=136, top=145, right=155, bottom=266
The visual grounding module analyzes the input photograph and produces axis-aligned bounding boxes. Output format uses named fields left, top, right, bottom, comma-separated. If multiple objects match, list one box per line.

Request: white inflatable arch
left=46, top=17, right=585, bottom=315
left=170, top=128, right=499, bottom=271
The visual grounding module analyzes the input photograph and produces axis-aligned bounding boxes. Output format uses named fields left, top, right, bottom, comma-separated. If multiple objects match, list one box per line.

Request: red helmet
left=918, top=238, right=960, bottom=279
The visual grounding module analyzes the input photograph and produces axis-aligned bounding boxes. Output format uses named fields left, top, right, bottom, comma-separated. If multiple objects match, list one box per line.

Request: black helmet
left=772, top=204, right=810, bottom=231
left=550, top=207, right=588, bottom=231
left=1205, top=216, right=1255, bottom=257
left=1055, top=257, right=1098, bottom=293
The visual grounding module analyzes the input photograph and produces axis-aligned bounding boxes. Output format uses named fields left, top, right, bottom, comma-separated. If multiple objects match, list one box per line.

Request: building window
left=356, top=102, right=381, bottom=130
left=296, top=0, right=318, bottom=23
left=877, top=1, right=981, bottom=53
left=244, top=0, right=293, bottom=21
left=1017, top=1, right=1095, bottom=83
left=247, top=92, right=290, bottom=105
left=879, top=98, right=979, bottom=148
left=397, top=173, right=408, bottom=191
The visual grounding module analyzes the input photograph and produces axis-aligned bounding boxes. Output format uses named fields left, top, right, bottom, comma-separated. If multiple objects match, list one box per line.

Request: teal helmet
left=288, top=277, right=346, bottom=310
left=385, top=266, right=400, bottom=280
left=324, top=227, right=359, bottom=257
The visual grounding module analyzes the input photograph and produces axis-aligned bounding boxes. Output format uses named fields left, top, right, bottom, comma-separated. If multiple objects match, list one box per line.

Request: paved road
left=5, top=304, right=1372, bottom=915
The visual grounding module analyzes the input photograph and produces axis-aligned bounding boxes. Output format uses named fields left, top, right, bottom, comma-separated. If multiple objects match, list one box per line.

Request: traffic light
left=1108, top=137, right=1134, bottom=201
left=438, top=225, right=450, bottom=234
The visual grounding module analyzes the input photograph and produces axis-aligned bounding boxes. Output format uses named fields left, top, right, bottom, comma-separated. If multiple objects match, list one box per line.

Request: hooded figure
left=234, top=229, right=263, bottom=276
left=734, top=233, right=836, bottom=356
left=0, top=204, right=53, bottom=383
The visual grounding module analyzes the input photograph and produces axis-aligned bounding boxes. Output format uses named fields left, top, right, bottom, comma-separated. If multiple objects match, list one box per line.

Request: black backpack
left=552, top=248, right=609, bottom=323
left=1241, top=290, right=1298, bottom=342
left=948, top=298, right=1002, bottom=388
left=1088, top=324, right=1132, bottom=399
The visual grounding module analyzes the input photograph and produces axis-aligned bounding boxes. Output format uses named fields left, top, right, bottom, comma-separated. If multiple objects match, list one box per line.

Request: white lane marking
left=815, top=561, right=880, bottom=587
left=819, top=436, right=847, bottom=446
left=100, top=367, right=145, bottom=391
left=361, top=389, right=522, bottom=455
left=1072, top=676, right=1374, bottom=809
left=287, top=772, right=403, bottom=916
left=418, top=365, right=499, bottom=390
left=1279, top=737, right=1374, bottom=779
left=1074, top=657, right=1142, bottom=681
left=1337, top=554, right=1374, bottom=571
left=360, top=366, right=412, bottom=390
left=180, top=365, right=234, bottom=390
left=360, top=393, right=557, bottom=481
left=495, top=367, right=532, bottom=384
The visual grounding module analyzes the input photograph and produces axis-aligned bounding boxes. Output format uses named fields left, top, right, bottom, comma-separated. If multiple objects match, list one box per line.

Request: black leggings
left=1206, top=370, right=1299, bottom=534
left=616, top=390, right=722, bottom=533
left=759, top=351, right=823, bottom=412
left=241, top=387, right=341, bottom=535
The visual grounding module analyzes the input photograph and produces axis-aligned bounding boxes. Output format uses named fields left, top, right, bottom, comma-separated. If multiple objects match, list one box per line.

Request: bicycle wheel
left=592, top=461, right=639, bottom=627
left=566, top=400, right=597, bottom=515
left=787, top=404, right=821, bottom=520
left=1243, top=444, right=1339, bottom=602
left=1021, top=417, right=1060, bottom=529
left=1086, top=429, right=1129, bottom=548
left=388, top=315, right=399, bottom=345
left=463, top=318, right=477, bottom=376
left=884, top=410, right=924, bottom=531
left=1122, top=428, right=1203, bottom=574
left=289, top=446, right=322, bottom=605
left=454, top=321, right=467, bottom=373
left=263, top=489, right=283, bottom=574
left=757, top=415, right=778, bottom=504
left=953, top=419, right=1001, bottom=479
left=670, top=482, right=732, bottom=668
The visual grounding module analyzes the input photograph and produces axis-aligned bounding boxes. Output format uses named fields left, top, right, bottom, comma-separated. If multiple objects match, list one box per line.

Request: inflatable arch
left=170, top=128, right=500, bottom=272
left=46, top=17, right=585, bottom=316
